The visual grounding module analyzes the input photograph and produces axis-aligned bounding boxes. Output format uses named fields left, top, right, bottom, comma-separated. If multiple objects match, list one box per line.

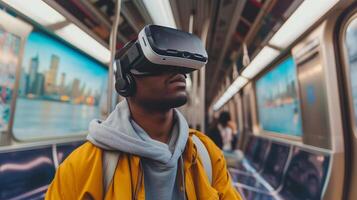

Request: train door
left=337, top=3, right=357, bottom=199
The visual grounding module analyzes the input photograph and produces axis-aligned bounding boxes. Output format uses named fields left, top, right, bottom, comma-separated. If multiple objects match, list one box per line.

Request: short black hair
left=218, top=111, right=231, bottom=127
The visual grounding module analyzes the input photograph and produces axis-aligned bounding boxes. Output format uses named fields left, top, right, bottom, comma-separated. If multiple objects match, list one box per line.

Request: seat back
left=279, top=147, right=330, bottom=200
left=56, top=141, right=83, bottom=163
left=261, top=142, right=291, bottom=189
left=248, top=138, right=270, bottom=171
left=0, top=147, right=55, bottom=200
left=243, top=136, right=258, bottom=160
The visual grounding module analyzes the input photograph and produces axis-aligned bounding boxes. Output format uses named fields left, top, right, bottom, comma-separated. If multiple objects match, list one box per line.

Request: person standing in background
left=218, top=111, right=235, bottom=151
left=207, top=118, right=223, bottom=149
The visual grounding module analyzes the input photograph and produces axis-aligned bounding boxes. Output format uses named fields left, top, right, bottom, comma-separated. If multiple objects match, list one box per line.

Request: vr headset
left=114, top=24, right=208, bottom=96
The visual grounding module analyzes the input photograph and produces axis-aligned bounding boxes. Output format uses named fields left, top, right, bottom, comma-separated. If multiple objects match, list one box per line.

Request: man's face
left=131, top=72, right=188, bottom=110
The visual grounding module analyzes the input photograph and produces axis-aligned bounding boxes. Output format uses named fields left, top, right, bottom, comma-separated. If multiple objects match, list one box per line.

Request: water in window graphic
left=0, top=28, right=21, bottom=133
left=345, top=18, right=357, bottom=127
left=13, top=31, right=108, bottom=140
left=255, top=57, right=303, bottom=136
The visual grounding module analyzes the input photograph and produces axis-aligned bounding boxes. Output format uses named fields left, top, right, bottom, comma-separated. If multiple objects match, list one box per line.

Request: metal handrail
left=107, top=0, right=122, bottom=114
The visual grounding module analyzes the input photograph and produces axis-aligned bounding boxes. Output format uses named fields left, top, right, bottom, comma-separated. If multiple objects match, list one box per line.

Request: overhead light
left=55, top=24, right=110, bottom=63
left=241, top=46, right=280, bottom=79
left=213, top=76, right=248, bottom=111
left=142, top=0, right=177, bottom=28
left=0, top=9, right=33, bottom=35
left=1, top=0, right=65, bottom=26
left=269, top=0, right=339, bottom=49
left=2, top=0, right=110, bottom=63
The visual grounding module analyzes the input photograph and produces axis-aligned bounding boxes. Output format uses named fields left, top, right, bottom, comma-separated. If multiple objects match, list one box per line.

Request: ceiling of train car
left=204, top=0, right=303, bottom=106
left=48, top=0, right=153, bottom=49
left=169, top=0, right=212, bottom=37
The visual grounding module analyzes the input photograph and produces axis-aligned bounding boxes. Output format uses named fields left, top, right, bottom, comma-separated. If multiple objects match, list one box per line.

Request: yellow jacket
left=45, top=130, right=242, bottom=200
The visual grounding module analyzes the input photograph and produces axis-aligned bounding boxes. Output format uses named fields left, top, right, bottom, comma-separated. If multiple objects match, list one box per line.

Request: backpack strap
left=102, top=150, right=120, bottom=195
left=191, top=134, right=212, bottom=184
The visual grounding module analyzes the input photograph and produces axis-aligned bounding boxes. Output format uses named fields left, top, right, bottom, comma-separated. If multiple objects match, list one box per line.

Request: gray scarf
left=87, top=100, right=189, bottom=199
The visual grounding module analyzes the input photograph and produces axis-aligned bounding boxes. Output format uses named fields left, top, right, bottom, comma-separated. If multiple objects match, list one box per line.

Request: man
left=45, top=25, right=241, bottom=200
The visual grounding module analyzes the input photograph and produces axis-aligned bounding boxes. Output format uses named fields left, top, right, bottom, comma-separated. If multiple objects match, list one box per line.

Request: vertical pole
left=188, top=14, right=197, bottom=129
left=200, top=19, right=209, bottom=133
left=199, top=63, right=205, bottom=132
left=191, top=71, right=198, bottom=129
left=107, top=0, right=121, bottom=114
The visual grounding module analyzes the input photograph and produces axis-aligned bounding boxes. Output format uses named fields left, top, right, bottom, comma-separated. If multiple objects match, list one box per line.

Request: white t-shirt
left=218, top=124, right=233, bottom=151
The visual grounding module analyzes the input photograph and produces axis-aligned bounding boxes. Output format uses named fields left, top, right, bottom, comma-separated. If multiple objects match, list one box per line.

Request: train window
left=0, top=28, right=21, bottom=133
left=255, top=56, right=303, bottom=137
left=344, top=16, right=357, bottom=131
left=13, top=31, right=108, bottom=140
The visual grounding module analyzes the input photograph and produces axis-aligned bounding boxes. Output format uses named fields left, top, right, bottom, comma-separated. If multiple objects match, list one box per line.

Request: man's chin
left=170, top=96, right=188, bottom=108
left=154, top=95, right=188, bottom=110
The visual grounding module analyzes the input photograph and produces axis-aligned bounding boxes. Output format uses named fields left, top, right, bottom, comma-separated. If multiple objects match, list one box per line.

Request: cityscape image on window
left=18, top=33, right=107, bottom=105
left=256, top=57, right=303, bottom=136
left=13, top=31, right=108, bottom=140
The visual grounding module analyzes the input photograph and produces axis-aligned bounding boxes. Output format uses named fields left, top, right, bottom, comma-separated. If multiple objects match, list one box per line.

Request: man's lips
left=168, top=74, right=186, bottom=83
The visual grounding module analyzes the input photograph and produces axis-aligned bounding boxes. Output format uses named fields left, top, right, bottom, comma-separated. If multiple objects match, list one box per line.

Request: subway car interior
left=0, top=0, right=357, bottom=199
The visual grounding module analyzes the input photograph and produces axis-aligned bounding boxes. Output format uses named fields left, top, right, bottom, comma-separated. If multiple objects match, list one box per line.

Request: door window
left=344, top=16, right=357, bottom=130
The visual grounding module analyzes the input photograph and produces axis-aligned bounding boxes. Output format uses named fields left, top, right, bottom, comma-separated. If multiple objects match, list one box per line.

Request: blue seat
left=247, top=138, right=270, bottom=172
left=0, top=147, right=55, bottom=200
left=56, top=141, right=83, bottom=163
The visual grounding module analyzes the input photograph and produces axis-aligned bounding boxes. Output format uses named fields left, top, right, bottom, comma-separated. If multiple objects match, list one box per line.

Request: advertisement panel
left=13, top=31, right=108, bottom=140
left=256, top=57, right=303, bottom=136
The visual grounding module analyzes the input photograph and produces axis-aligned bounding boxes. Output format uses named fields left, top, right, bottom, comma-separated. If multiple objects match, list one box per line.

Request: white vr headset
left=115, top=24, right=208, bottom=75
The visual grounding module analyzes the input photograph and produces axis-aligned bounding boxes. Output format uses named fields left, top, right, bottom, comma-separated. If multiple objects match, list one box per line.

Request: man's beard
left=138, top=96, right=188, bottom=111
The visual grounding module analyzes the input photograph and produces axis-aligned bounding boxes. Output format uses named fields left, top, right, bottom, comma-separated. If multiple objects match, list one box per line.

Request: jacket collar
left=129, top=129, right=199, bottom=171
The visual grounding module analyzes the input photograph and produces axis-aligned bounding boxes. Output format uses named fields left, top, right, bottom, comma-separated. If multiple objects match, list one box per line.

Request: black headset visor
left=116, top=25, right=208, bottom=75
left=146, top=25, right=208, bottom=62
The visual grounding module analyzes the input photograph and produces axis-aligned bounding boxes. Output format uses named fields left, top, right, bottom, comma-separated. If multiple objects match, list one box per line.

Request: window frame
left=339, top=11, right=357, bottom=139
left=0, top=10, right=32, bottom=145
